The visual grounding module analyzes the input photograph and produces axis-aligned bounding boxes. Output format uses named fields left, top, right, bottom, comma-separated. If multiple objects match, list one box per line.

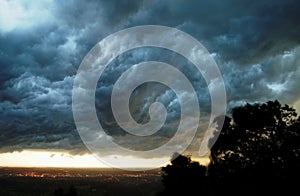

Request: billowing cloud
left=0, top=0, right=300, bottom=157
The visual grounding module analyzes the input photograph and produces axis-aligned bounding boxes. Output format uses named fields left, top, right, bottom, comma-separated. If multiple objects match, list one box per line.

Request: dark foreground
left=0, top=167, right=163, bottom=196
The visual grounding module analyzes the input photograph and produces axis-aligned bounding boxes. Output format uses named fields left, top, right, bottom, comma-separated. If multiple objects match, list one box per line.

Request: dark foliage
left=161, top=153, right=207, bottom=194
left=161, top=100, right=300, bottom=195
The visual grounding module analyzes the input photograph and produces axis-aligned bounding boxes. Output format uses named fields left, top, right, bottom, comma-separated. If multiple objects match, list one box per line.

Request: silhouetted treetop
left=161, top=153, right=207, bottom=194
left=209, top=100, right=300, bottom=178
left=161, top=100, right=299, bottom=195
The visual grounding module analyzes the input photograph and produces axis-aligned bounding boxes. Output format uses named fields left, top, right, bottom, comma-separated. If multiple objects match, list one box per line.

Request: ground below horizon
left=0, top=167, right=163, bottom=196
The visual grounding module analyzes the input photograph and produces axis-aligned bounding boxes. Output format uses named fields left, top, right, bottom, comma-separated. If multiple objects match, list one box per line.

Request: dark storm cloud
left=220, top=46, right=300, bottom=108
left=130, top=0, right=300, bottom=65
left=0, top=0, right=143, bottom=154
left=130, top=0, right=300, bottom=109
left=0, top=0, right=300, bottom=155
left=0, top=73, right=85, bottom=154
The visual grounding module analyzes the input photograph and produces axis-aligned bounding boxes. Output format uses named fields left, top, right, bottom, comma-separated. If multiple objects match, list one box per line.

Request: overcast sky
left=0, top=0, right=300, bottom=158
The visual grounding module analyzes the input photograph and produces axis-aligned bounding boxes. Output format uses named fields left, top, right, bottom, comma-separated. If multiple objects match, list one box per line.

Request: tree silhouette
left=208, top=100, right=300, bottom=195
left=161, top=100, right=299, bottom=195
left=161, top=152, right=207, bottom=194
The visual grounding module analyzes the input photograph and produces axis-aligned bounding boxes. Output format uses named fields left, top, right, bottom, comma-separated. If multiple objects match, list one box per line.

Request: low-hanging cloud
left=0, top=0, right=300, bottom=156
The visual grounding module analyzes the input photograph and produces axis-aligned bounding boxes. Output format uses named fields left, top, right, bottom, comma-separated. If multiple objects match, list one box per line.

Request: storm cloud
left=0, top=0, right=300, bottom=156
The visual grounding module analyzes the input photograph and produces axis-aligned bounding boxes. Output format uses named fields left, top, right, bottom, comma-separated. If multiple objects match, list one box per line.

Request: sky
left=0, top=0, right=300, bottom=168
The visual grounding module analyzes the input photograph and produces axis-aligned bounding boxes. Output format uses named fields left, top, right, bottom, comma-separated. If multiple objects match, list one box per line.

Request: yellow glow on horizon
left=191, top=157, right=210, bottom=166
left=0, top=150, right=210, bottom=168
left=0, top=150, right=172, bottom=168
left=0, top=150, right=108, bottom=168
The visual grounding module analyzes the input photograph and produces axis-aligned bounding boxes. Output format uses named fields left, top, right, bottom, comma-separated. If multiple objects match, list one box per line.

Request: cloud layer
left=1, top=0, right=300, bottom=156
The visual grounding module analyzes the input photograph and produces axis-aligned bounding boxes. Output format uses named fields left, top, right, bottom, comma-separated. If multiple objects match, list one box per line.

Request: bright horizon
left=0, top=149, right=210, bottom=168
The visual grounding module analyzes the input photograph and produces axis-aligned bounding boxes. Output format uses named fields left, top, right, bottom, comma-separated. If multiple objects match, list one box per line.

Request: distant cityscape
left=0, top=167, right=163, bottom=195
left=0, top=167, right=161, bottom=179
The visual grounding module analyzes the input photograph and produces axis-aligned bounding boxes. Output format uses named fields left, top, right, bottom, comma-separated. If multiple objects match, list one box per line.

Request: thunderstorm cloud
left=0, top=0, right=300, bottom=157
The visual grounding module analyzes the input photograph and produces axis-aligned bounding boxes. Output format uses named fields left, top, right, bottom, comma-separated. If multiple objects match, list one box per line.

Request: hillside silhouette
left=161, top=100, right=300, bottom=195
